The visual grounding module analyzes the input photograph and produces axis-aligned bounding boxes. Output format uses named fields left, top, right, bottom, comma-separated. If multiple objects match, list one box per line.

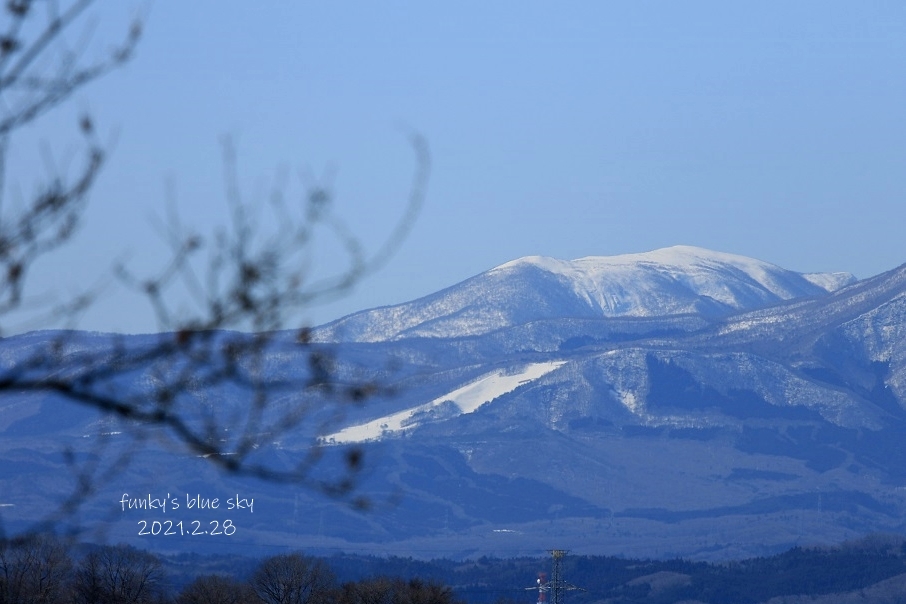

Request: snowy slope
left=317, top=246, right=855, bottom=342
left=324, top=361, right=566, bottom=444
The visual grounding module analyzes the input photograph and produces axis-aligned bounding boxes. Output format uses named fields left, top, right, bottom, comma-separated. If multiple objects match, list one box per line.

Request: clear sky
left=11, top=2, right=906, bottom=333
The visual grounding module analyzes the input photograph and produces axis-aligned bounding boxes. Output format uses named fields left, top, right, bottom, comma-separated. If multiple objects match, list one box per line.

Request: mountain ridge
left=317, top=245, right=856, bottom=343
left=4, top=246, right=906, bottom=561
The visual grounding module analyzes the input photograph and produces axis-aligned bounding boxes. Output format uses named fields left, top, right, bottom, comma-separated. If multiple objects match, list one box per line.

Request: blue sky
left=12, top=2, right=906, bottom=333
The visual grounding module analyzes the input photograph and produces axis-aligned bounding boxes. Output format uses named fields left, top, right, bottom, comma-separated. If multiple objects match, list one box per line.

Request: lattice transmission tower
left=528, top=550, right=584, bottom=604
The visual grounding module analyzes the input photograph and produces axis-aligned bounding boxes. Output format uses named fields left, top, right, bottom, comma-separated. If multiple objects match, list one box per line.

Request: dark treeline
left=4, top=534, right=906, bottom=603
left=0, top=538, right=461, bottom=604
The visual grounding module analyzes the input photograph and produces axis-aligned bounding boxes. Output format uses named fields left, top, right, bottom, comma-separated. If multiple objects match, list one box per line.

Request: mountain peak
left=318, top=247, right=856, bottom=342
left=495, top=246, right=845, bottom=286
left=497, top=245, right=766, bottom=273
left=492, top=246, right=799, bottom=293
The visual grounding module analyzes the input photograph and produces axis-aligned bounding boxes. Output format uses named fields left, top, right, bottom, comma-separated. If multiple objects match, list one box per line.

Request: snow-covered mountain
left=303, top=255, right=906, bottom=560
left=317, top=246, right=855, bottom=342
left=7, top=246, right=906, bottom=562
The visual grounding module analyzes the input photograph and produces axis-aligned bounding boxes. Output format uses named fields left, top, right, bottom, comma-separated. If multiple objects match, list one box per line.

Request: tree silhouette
left=71, top=543, right=165, bottom=604
left=251, top=552, right=336, bottom=604
left=0, top=534, right=73, bottom=603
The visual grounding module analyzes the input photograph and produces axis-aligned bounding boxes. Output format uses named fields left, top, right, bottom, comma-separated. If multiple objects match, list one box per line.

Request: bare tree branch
left=0, top=1, right=429, bottom=544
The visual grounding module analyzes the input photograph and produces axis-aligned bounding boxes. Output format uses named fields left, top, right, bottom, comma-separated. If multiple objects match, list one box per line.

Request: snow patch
left=324, top=361, right=566, bottom=444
